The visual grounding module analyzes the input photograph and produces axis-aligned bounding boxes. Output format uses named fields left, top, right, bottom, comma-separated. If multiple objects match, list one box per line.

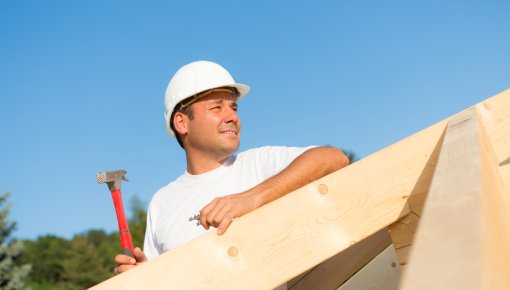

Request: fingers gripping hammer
left=96, top=170, right=135, bottom=257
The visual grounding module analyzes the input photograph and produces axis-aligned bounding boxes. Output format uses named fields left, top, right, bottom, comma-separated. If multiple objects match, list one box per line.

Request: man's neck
left=185, top=150, right=231, bottom=175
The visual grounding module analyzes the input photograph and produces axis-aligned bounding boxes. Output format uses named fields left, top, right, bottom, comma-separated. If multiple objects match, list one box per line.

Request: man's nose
left=224, top=107, right=240, bottom=124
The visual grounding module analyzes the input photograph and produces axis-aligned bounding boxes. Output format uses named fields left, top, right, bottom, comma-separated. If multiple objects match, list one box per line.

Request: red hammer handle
left=110, top=189, right=135, bottom=257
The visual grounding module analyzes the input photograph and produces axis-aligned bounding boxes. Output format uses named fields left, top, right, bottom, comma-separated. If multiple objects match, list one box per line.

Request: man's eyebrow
left=209, top=99, right=237, bottom=106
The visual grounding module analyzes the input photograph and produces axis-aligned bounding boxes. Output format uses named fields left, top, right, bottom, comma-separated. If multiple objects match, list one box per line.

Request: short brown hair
left=170, top=96, right=195, bottom=149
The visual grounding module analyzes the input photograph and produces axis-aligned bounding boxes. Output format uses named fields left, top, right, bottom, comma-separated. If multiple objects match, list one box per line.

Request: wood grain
left=388, top=89, right=510, bottom=272
left=400, top=107, right=510, bottom=290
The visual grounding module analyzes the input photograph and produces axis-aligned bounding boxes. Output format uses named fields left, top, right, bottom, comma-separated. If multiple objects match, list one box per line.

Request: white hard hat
left=164, top=61, right=250, bottom=136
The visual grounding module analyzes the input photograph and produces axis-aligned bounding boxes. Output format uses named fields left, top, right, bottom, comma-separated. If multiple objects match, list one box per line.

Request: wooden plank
left=337, top=245, right=400, bottom=290
left=399, top=107, right=510, bottom=290
left=477, top=96, right=510, bottom=204
left=390, top=89, right=510, bottom=270
left=90, top=89, right=510, bottom=290
left=288, top=229, right=391, bottom=290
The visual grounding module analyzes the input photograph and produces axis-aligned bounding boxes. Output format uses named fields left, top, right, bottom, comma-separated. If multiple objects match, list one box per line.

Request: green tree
left=0, top=192, right=31, bottom=289
left=83, top=229, right=117, bottom=274
left=20, top=195, right=148, bottom=288
left=61, top=236, right=110, bottom=289
left=21, top=235, right=70, bottom=286
left=127, top=196, right=147, bottom=248
left=68, top=196, right=148, bottom=288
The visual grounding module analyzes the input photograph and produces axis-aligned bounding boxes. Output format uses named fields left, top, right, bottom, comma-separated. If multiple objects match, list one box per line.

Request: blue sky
left=1, top=1, right=509, bottom=240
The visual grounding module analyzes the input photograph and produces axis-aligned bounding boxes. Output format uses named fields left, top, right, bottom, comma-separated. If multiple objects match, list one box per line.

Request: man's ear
left=173, top=112, right=188, bottom=135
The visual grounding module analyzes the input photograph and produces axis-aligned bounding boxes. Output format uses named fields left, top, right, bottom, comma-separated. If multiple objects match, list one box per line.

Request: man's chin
left=220, top=141, right=240, bottom=155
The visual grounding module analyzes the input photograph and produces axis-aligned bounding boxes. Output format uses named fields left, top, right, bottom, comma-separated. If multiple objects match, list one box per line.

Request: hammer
left=96, top=169, right=135, bottom=257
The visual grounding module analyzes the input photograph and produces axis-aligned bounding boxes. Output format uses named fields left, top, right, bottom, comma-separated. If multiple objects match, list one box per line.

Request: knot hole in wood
left=228, top=247, right=238, bottom=257
left=318, top=184, right=328, bottom=195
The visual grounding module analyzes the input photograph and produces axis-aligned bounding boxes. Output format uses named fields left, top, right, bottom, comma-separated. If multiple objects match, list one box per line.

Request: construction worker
left=114, top=61, right=350, bottom=277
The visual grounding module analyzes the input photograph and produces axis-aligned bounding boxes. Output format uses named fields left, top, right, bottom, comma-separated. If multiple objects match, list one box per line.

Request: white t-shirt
left=143, top=146, right=314, bottom=259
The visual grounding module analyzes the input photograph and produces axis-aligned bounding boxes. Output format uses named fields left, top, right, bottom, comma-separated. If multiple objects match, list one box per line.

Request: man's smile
left=219, top=127, right=239, bottom=136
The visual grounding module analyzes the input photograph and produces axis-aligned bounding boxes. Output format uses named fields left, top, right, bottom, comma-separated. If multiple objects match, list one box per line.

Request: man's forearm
left=199, top=146, right=349, bottom=234
left=249, top=146, right=350, bottom=208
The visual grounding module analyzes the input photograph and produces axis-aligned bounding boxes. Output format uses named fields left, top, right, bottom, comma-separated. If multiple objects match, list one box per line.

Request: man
left=115, top=61, right=349, bottom=275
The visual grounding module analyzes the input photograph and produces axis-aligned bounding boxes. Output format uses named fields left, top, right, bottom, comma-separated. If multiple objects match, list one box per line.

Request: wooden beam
left=399, top=107, right=510, bottom=290
left=90, top=89, right=510, bottom=290
left=477, top=96, right=510, bottom=205
left=389, top=89, right=510, bottom=271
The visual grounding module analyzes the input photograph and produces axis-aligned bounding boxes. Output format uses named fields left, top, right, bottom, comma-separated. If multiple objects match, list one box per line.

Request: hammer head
left=96, top=169, right=129, bottom=191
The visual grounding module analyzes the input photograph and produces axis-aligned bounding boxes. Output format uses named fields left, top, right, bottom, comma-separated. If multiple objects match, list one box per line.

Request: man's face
left=184, top=91, right=241, bottom=159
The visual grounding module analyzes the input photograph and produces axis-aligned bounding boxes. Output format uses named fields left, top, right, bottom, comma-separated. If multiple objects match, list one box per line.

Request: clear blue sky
left=1, top=1, right=509, bottom=240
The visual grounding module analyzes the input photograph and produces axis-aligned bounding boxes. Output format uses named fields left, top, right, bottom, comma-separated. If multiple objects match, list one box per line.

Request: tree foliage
left=60, top=236, right=110, bottom=289
left=127, top=196, right=147, bottom=248
left=82, top=229, right=119, bottom=271
left=0, top=192, right=31, bottom=290
left=21, top=235, right=70, bottom=285
left=21, top=195, right=147, bottom=289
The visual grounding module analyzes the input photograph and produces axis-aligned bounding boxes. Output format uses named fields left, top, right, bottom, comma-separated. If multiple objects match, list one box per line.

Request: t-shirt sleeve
left=255, top=145, right=317, bottom=180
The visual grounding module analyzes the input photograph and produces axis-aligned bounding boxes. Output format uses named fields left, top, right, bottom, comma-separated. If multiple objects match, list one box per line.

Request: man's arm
left=199, top=146, right=350, bottom=234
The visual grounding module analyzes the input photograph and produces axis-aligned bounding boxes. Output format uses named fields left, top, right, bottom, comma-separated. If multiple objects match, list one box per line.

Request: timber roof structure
left=91, top=89, right=510, bottom=290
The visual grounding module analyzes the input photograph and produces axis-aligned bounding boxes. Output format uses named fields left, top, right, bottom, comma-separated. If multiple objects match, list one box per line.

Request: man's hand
left=114, top=247, right=147, bottom=274
left=199, top=191, right=258, bottom=235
